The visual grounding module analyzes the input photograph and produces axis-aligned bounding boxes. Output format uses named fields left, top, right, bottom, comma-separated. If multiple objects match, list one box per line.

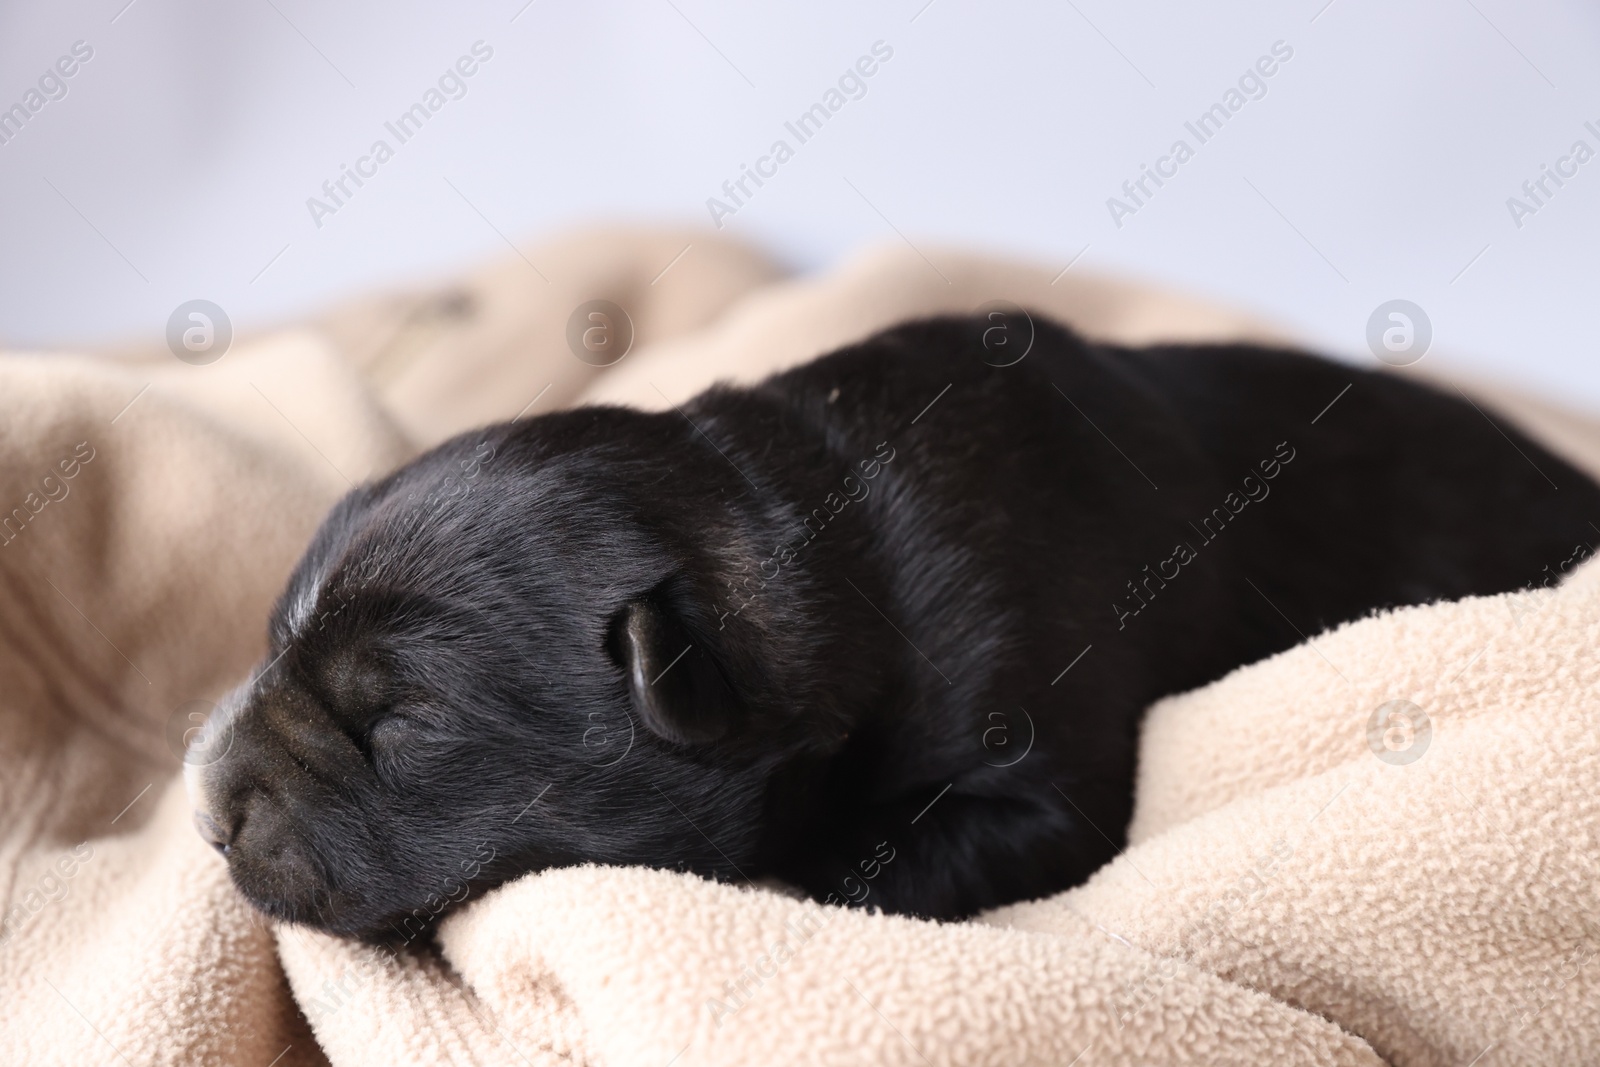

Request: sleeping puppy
left=187, top=314, right=1600, bottom=943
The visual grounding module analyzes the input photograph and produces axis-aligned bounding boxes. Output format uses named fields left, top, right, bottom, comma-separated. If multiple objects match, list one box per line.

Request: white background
left=1, top=0, right=1597, bottom=409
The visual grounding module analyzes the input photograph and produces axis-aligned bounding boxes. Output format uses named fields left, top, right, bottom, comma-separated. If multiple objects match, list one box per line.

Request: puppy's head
left=187, top=410, right=827, bottom=942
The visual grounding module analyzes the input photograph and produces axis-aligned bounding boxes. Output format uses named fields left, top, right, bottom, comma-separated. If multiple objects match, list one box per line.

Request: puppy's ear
left=613, top=600, right=741, bottom=746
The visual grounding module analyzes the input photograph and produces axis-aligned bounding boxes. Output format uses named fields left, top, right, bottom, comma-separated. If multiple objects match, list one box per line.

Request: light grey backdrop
left=2, top=0, right=1597, bottom=407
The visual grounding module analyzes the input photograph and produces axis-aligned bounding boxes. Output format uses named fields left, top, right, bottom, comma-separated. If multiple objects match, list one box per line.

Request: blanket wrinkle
left=2, top=226, right=1596, bottom=1066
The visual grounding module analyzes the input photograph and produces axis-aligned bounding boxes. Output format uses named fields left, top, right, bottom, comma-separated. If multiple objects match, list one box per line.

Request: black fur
left=190, top=315, right=1600, bottom=942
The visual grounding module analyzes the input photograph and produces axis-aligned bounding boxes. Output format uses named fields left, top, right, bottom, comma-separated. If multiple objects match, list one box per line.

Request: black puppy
left=188, top=314, right=1600, bottom=942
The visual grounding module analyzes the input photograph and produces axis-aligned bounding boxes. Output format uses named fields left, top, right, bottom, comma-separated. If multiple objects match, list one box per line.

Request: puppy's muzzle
left=182, top=682, right=248, bottom=859
left=193, top=810, right=231, bottom=855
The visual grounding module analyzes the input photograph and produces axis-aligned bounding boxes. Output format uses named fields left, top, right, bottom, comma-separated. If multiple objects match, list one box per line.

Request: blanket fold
left=2, top=227, right=1595, bottom=1066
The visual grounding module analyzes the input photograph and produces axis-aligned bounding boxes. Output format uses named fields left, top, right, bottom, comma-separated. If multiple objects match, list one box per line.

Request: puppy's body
left=191, top=316, right=1600, bottom=940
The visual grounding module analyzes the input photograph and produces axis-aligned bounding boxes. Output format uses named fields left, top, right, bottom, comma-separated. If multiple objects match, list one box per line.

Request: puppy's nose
left=193, top=810, right=233, bottom=856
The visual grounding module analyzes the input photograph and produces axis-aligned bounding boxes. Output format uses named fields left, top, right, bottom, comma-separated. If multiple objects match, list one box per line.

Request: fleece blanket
left=1, top=228, right=1597, bottom=1067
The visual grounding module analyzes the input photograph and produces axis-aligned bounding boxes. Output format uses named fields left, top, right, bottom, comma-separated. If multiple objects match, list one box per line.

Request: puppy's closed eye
left=367, top=714, right=424, bottom=785
left=319, top=653, right=398, bottom=729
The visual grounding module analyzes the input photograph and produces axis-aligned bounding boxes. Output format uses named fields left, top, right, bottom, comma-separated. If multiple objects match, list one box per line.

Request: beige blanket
left=2, top=229, right=1597, bottom=1066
